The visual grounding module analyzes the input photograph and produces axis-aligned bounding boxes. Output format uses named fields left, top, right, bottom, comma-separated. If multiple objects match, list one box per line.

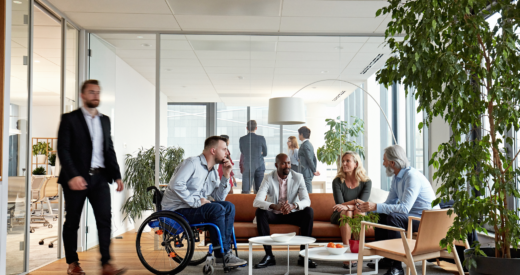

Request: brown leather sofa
left=223, top=193, right=375, bottom=243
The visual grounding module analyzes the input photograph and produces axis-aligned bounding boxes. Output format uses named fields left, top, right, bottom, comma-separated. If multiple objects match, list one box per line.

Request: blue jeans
left=175, top=201, right=235, bottom=258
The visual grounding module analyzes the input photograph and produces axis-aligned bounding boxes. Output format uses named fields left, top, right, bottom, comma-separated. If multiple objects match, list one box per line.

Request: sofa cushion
left=233, top=222, right=301, bottom=238
left=311, top=221, right=341, bottom=238
left=225, top=194, right=257, bottom=222
left=309, top=193, right=336, bottom=222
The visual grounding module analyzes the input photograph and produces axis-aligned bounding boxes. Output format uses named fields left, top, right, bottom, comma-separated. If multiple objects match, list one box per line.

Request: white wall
left=32, top=105, right=60, bottom=138
left=365, top=74, right=382, bottom=189
left=428, top=114, right=451, bottom=194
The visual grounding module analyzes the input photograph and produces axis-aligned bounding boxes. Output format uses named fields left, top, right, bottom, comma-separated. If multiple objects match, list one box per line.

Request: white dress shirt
left=81, top=107, right=105, bottom=168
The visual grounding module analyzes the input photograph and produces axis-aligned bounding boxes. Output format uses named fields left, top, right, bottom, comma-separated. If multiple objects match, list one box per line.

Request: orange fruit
left=335, top=244, right=344, bottom=248
left=327, top=242, right=335, bottom=248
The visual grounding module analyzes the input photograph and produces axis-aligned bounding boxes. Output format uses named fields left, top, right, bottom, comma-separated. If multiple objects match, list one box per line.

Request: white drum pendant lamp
left=268, top=97, right=306, bottom=125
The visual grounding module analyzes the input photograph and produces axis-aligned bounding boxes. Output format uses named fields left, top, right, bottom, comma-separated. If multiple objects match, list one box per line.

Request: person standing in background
left=58, top=79, right=126, bottom=275
left=298, top=126, right=320, bottom=193
left=239, top=120, right=267, bottom=194
left=287, top=136, right=300, bottom=172
left=218, top=135, right=237, bottom=194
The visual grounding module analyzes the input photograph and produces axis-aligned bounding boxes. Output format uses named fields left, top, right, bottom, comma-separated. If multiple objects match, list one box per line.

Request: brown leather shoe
left=67, top=262, right=85, bottom=275
left=102, top=264, right=127, bottom=275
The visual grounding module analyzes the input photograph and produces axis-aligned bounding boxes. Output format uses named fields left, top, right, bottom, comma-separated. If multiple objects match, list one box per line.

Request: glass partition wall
left=5, top=1, right=80, bottom=273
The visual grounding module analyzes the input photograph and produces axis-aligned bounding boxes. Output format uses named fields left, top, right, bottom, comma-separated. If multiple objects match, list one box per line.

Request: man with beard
left=58, top=79, right=126, bottom=275
left=357, top=145, right=439, bottom=275
left=253, top=153, right=316, bottom=269
left=161, top=136, right=247, bottom=267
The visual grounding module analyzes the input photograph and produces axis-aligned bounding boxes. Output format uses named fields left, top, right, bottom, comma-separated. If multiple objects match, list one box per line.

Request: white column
left=305, top=103, right=328, bottom=183
left=365, top=74, right=382, bottom=189
left=428, top=114, right=450, bottom=193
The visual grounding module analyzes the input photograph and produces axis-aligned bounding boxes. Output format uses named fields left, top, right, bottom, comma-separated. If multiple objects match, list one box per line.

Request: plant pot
left=349, top=239, right=360, bottom=253
left=465, top=248, right=520, bottom=275
left=50, top=166, right=55, bottom=175
left=134, top=210, right=153, bottom=233
left=36, top=155, right=46, bottom=163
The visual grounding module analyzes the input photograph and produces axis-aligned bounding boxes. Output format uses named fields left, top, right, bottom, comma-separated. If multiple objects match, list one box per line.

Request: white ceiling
left=47, top=0, right=390, bottom=33
left=42, top=0, right=400, bottom=106
left=96, top=33, right=398, bottom=106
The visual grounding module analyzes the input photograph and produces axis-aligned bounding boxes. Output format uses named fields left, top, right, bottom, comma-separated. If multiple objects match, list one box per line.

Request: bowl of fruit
left=325, top=242, right=348, bottom=255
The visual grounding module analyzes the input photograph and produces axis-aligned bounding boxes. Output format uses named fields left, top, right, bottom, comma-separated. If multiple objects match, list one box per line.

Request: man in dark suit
left=58, top=79, right=126, bottom=275
left=239, top=120, right=267, bottom=194
left=298, top=126, right=320, bottom=193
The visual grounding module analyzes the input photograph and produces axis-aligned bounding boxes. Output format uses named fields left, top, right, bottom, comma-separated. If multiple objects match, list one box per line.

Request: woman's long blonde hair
left=287, top=136, right=299, bottom=150
left=335, top=151, right=370, bottom=185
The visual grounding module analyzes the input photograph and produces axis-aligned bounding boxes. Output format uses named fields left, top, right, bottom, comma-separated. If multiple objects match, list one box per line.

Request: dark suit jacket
left=298, top=140, right=317, bottom=179
left=239, top=132, right=267, bottom=171
left=57, top=109, right=121, bottom=186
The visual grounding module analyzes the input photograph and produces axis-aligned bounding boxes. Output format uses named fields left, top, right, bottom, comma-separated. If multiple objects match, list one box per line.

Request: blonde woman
left=330, top=151, right=372, bottom=269
left=287, top=136, right=300, bottom=172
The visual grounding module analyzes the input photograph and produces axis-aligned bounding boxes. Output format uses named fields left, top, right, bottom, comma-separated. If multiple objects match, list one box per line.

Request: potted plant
left=48, top=153, right=56, bottom=175
left=122, top=146, right=184, bottom=232
left=376, top=1, right=520, bottom=273
left=32, top=142, right=52, bottom=163
left=32, top=167, right=46, bottom=176
left=317, top=116, right=365, bottom=170
left=339, top=212, right=379, bottom=253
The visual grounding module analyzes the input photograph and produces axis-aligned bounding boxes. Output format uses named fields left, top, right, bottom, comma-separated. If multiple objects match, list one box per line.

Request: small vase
left=50, top=166, right=55, bottom=175
left=349, top=239, right=360, bottom=253
left=36, top=155, right=46, bottom=164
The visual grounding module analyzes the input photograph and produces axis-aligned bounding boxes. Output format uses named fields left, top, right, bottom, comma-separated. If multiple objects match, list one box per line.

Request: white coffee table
left=298, top=247, right=383, bottom=275
left=248, top=236, right=316, bottom=275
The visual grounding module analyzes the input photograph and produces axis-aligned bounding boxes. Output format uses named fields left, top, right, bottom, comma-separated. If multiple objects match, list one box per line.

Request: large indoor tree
left=376, top=0, right=520, bottom=262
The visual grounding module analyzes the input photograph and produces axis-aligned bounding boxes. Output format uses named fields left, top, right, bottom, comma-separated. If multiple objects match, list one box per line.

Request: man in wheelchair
left=161, top=136, right=247, bottom=267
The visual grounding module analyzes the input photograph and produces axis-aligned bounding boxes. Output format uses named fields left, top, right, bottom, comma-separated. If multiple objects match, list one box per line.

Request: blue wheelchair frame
left=172, top=211, right=239, bottom=258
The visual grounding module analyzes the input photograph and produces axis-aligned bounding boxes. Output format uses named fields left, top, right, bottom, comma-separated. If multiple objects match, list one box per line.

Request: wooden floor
left=27, top=230, right=306, bottom=275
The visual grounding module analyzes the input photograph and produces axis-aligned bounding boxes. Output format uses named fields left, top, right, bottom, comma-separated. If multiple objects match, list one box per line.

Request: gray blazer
left=253, top=170, right=311, bottom=212
left=239, top=133, right=267, bottom=171
left=298, top=140, right=317, bottom=179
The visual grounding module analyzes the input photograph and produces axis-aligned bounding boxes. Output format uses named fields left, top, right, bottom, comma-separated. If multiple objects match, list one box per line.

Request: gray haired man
left=357, top=145, right=438, bottom=275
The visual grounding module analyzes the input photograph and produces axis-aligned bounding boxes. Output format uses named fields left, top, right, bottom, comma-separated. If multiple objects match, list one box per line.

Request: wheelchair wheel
left=136, top=211, right=195, bottom=274
left=184, top=227, right=208, bottom=266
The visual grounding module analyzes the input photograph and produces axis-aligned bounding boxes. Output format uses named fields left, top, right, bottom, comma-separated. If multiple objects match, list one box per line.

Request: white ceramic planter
left=50, top=166, right=55, bottom=175
left=134, top=210, right=153, bottom=233
left=36, top=155, right=46, bottom=163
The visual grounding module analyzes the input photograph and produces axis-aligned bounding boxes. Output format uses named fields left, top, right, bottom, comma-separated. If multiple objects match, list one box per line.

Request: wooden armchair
left=356, top=209, right=468, bottom=275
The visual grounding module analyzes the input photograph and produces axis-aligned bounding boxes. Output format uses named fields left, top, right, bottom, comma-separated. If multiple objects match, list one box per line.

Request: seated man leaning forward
left=253, top=153, right=317, bottom=269
left=357, top=144, right=439, bottom=275
left=161, top=136, right=247, bottom=267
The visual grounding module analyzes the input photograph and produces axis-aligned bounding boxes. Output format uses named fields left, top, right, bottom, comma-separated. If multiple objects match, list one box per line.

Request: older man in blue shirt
left=357, top=145, right=438, bottom=275
left=161, top=136, right=247, bottom=267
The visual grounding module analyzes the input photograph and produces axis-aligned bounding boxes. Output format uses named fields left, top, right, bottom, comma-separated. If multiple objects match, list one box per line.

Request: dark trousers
left=62, top=174, right=112, bottom=265
left=241, top=166, right=265, bottom=194
left=256, top=207, right=314, bottom=256
left=375, top=213, right=420, bottom=269
left=175, top=201, right=235, bottom=258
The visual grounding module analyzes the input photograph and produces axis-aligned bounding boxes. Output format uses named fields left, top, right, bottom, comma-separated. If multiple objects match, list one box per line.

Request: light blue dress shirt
left=161, top=154, right=230, bottom=211
left=376, top=166, right=439, bottom=217
left=81, top=107, right=104, bottom=168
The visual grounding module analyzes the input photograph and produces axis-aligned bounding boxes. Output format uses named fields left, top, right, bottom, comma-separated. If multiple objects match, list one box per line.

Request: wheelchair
left=135, top=186, right=244, bottom=275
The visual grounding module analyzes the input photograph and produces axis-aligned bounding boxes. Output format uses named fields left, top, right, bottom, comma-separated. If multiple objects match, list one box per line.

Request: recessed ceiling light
left=334, top=46, right=344, bottom=50
left=137, top=36, right=143, bottom=39
left=181, top=86, right=186, bottom=88
left=238, top=76, right=244, bottom=80
left=166, top=68, right=172, bottom=71
left=141, top=43, right=150, bottom=47
left=35, top=60, right=40, bottom=63
left=13, top=1, right=22, bottom=4
left=320, top=70, right=328, bottom=74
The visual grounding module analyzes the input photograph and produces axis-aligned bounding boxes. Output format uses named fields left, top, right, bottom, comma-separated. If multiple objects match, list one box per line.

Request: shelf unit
left=31, top=137, right=57, bottom=176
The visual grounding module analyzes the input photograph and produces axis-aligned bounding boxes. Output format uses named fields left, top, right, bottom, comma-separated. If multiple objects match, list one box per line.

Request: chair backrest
left=412, top=209, right=455, bottom=255
left=31, top=176, right=49, bottom=202
left=43, top=177, right=59, bottom=198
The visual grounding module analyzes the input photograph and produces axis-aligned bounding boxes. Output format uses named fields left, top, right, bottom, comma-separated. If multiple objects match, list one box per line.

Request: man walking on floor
left=298, top=126, right=320, bottom=193
left=58, top=79, right=126, bottom=275
left=239, top=120, right=267, bottom=194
